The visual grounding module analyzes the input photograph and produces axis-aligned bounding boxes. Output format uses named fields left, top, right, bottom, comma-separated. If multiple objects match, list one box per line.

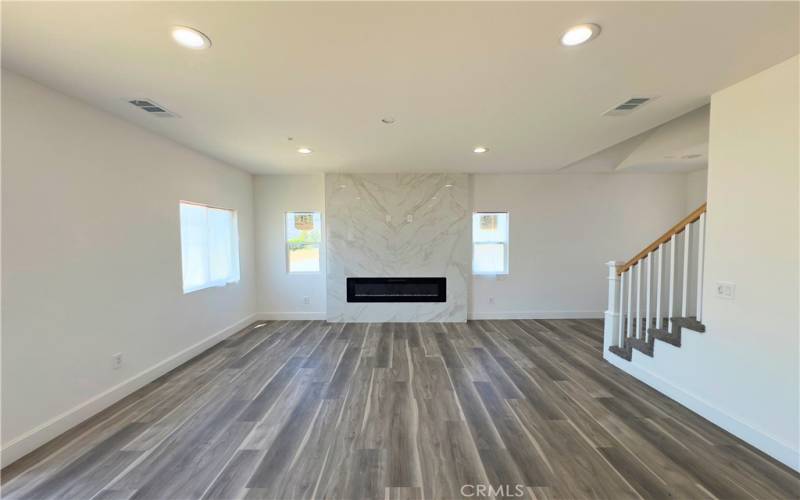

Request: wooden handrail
left=618, top=203, right=707, bottom=275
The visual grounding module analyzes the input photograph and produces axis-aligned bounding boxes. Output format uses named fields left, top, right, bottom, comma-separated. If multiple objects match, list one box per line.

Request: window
left=286, top=211, right=321, bottom=273
left=179, top=201, right=240, bottom=293
left=472, top=212, right=509, bottom=275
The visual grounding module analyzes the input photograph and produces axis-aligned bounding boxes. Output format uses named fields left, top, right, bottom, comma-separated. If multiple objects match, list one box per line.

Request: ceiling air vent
left=603, top=97, right=656, bottom=116
left=127, top=99, right=178, bottom=118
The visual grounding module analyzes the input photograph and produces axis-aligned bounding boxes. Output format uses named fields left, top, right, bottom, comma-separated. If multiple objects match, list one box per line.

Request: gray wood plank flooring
left=2, top=320, right=798, bottom=499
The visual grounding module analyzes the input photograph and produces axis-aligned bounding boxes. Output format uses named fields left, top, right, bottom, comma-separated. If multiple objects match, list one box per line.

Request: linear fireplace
left=347, top=277, right=446, bottom=303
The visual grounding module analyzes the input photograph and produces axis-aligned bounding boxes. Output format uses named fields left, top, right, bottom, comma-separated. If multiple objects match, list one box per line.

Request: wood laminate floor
left=2, top=320, right=798, bottom=500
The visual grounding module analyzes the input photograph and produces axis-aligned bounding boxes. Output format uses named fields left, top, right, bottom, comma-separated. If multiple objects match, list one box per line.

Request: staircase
left=605, top=203, right=707, bottom=360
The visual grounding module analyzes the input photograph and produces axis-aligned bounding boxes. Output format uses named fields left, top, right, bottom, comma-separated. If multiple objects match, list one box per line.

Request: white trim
left=258, top=311, right=596, bottom=322
left=179, top=202, right=241, bottom=294
left=0, top=314, right=257, bottom=468
left=256, top=311, right=327, bottom=321
left=604, top=350, right=800, bottom=472
left=284, top=211, right=322, bottom=274
left=471, top=212, right=510, bottom=275
left=468, top=310, right=604, bottom=320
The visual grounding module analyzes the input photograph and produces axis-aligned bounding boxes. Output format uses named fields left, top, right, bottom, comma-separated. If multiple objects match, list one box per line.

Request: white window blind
left=286, top=212, right=321, bottom=273
left=472, top=212, right=509, bottom=275
left=180, top=202, right=240, bottom=293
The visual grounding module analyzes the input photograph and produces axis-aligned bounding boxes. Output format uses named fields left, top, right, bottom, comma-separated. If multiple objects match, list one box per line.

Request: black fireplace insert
left=346, top=277, right=446, bottom=302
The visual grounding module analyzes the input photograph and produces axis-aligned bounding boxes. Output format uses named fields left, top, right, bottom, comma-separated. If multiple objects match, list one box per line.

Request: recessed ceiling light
left=381, top=117, right=396, bottom=124
left=444, top=184, right=454, bottom=188
left=473, top=147, right=488, bottom=154
left=297, top=147, right=312, bottom=155
left=560, top=23, right=601, bottom=47
left=171, top=26, right=212, bottom=50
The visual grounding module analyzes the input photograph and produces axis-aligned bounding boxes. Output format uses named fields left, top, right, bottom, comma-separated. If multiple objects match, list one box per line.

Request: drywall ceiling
left=564, top=105, right=710, bottom=173
left=2, top=2, right=798, bottom=174
left=617, top=105, right=710, bottom=173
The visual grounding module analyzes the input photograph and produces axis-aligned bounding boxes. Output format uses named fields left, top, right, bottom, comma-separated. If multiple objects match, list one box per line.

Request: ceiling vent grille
left=128, top=99, right=177, bottom=118
left=603, top=97, right=656, bottom=116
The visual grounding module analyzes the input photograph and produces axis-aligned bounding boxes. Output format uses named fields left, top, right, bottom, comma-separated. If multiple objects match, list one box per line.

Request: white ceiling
left=564, top=105, right=710, bottom=173
left=2, top=2, right=798, bottom=174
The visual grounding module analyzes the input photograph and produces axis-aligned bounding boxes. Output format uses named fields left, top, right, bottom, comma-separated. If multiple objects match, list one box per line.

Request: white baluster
left=618, top=271, right=625, bottom=347
left=627, top=267, right=633, bottom=341
left=682, top=224, right=690, bottom=317
left=656, top=244, right=663, bottom=329
left=668, top=234, right=676, bottom=332
left=696, top=213, right=706, bottom=322
left=645, top=253, right=651, bottom=341
left=636, top=262, right=642, bottom=339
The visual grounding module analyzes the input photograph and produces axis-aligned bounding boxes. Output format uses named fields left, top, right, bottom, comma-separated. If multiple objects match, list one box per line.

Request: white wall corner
left=0, top=313, right=258, bottom=468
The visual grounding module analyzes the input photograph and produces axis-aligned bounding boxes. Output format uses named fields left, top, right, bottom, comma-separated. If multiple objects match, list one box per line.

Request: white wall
left=1, top=71, right=257, bottom=465
left=686, top=168, right=708, bottom=212
left=250, top=172, right=697, bottom=320
left=605, top=55, right=800, bottom=470
left=470, top=173, right=691, bottom=318
left=253, top=174, right=326, bottom=319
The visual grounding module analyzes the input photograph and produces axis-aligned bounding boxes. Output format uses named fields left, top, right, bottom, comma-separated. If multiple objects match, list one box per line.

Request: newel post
left=604, top=261, right=622, bottom=354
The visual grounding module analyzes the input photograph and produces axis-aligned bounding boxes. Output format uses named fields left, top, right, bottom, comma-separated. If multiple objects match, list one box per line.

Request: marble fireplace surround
left=325, top=173, right=470, bottom=322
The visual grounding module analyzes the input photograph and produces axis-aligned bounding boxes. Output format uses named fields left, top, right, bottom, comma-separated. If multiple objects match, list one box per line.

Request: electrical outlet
left=112, top=353, right=123, bottom=370
left=303, top=296, right=311, bottom=305
left=406, top=214, right=413, bottom=223
left=385, top=214, right=392, bottom=223
left=716, top=282, right=735, bottom=300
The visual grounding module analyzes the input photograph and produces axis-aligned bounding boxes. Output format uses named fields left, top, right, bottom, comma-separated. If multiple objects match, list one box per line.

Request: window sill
left=183, top=279, right=239, bottom=295
left=473, top=273, right=509, bottom=279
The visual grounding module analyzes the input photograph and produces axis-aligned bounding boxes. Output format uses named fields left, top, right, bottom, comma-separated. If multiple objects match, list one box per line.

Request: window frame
left=179, top=200, right=241, bottom=294
left=285, top=210, right=323, bottom=275
left=472, top=211, right=510, bottom=276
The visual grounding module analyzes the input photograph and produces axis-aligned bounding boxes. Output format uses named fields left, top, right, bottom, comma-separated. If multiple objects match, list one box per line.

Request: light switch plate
left=406, top=214, right=413, bottom=223
left=385, top=214, right=392, bottom=223
left=716, top=281, right=735, bottom=300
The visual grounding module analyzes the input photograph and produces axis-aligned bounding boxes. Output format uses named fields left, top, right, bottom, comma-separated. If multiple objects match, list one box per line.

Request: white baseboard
left=468, top=311, right=604, bottom=320
left=604, top=351, right=800, bottom=472
left=256, top=311, right=603, bottom=321
left=256, top=311, right=327, bottom=321
left=0, top=314, right=257, bottom=468
left=256, top=312, right=601, bottom=322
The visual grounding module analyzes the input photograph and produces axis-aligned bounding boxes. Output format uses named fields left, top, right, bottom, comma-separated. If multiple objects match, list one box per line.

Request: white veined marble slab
left=325, top=173, right=469, bottom=322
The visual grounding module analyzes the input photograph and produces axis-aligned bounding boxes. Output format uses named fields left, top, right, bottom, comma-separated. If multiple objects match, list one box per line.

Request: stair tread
left=649, top=327, right=681, bottom=347
left=671, top=316, right=706, bottom=332
left=608, top=345, right=632, bottom=361
left=611, top=317, right=705, bottom=361
left=627, top=336, right=654, bottom=357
